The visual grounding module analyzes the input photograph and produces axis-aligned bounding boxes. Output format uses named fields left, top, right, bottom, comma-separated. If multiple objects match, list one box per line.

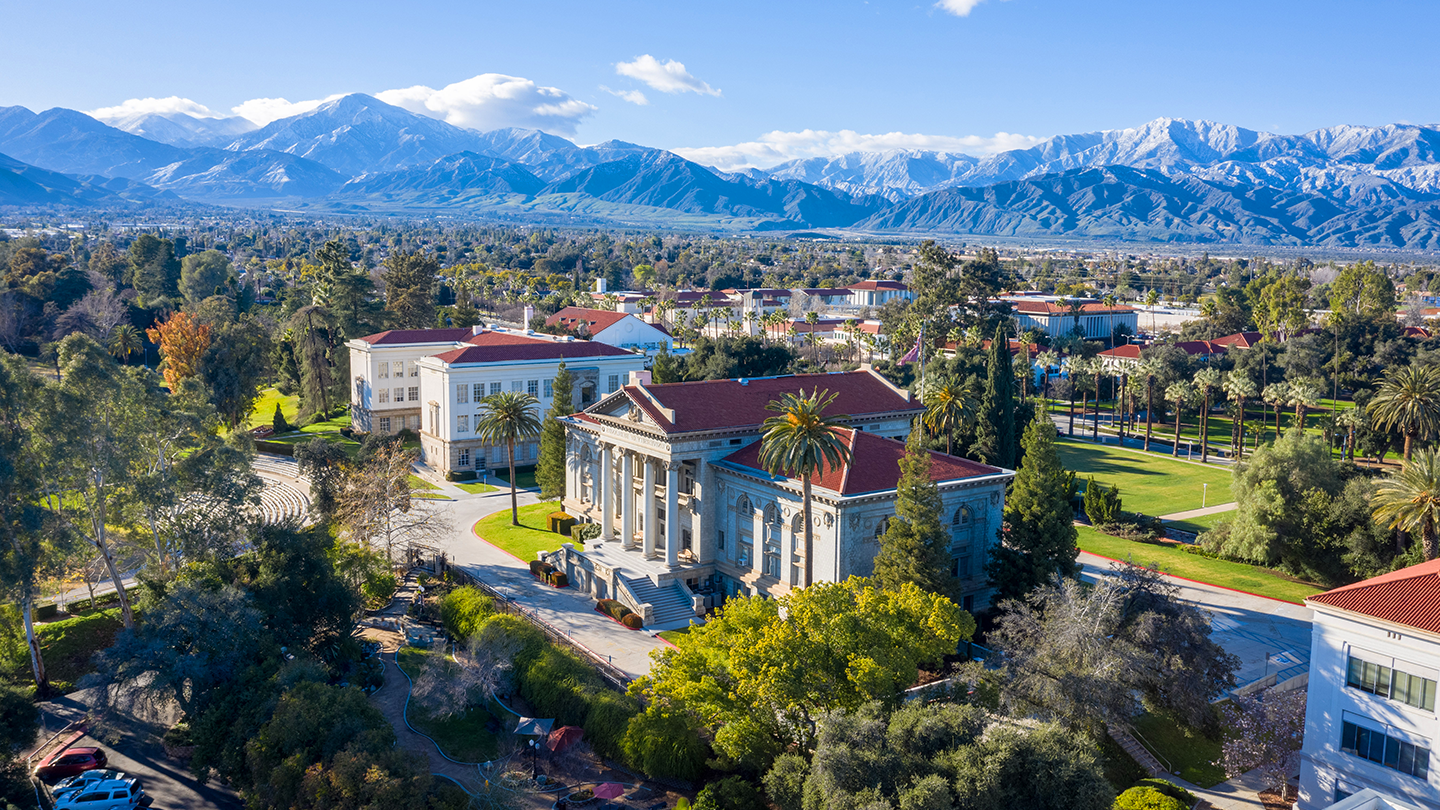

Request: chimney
left=471, top=325, right=484, bottom=336
left=630, top=370, right=652, bottom=387
left=524, top=304, right=535, bottom=325
left=595, top=277, right=607, bottom=294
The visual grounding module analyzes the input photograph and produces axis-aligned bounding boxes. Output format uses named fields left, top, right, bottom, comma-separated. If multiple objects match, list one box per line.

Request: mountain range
left=3, top=95, right=1440, bottom=249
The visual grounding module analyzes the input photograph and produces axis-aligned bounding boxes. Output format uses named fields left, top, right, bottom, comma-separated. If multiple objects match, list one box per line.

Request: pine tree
left=650, top=347, right=680, bottom=383
left=873, top=428, right=960, bottom=600
left=986, top=414, right=1079, bottom=603
left=975, top=325, right=1017, bottom=467
left=272, top=402, right=292, bottom=435
left=536, top=363, right=574, bottom=501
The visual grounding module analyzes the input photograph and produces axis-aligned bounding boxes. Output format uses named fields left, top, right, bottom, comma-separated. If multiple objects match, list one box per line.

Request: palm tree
left=1166, top=380, right=1194, bottom=457
left=1263, top=382, right=1291, bottom=444
left=1036, top=350, right=1060, bottom=405
left=1336, top=408, right=1365, bottom=461
left=1139, top=358, right=1162, bottom=452
left=1368, top=364, right=1440, bottom=462
left=923, top=377, right=980, bottom=455
left=1288, top=380, right=1322, bottom=436
left=1223, top=371, right=1258, bottom=460
left=108, top=324, right=142, bottom=365
left=1373, top=448, right=1440, bottom=560
left=476, top=391, right=543, bottom=526
left=1090, top=356, right=1106, bottom=438
left=1062, top=355, right=1082, bottom=436
left=804, top=311, right=822, bottom=363
left=760, top=389, right=853, bottom=587
left=1194, top=367, right=1221, bottom=462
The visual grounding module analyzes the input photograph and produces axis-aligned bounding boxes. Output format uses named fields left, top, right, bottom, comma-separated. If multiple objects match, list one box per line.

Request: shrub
left=549, top=572, right=570, bottom=589
left=694, top=776, right=766, bottom=810
left=1134, top=779, right=1196, bottom=806
left=529, top=560, right=556, bottom=578
left=438, top=587, right=495, bottom=640
left=1084, top=476, right=1123, bottom=525
left=585, top=690, right=641, bottom=761
left=620, top=703, right=707, bottom=781
left=596, top=599, right=632, bottom=622
left=521, top=645, right=594, bottom=725
left=572, top=523, right=602, bottom=542
left=548, top=512, right=577, bottom=535
left=272, top=402, right=292, bottom=434
left=1113, top=786, right=1186, bottom=810
left=362, top=572, right=398, bottom=604
left=621, top=613, right=644, bottom=630
left=445, top=470, right=477, bottom=482
left=763, top=754, right=808, bottom=810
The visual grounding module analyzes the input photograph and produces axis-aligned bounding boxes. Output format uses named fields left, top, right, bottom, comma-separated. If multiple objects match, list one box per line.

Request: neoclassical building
left=546, top=368, right=1013, bottom=630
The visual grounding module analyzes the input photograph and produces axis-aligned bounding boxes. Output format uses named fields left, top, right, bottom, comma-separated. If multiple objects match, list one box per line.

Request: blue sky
left=4, top=0, right=1436, bottom=168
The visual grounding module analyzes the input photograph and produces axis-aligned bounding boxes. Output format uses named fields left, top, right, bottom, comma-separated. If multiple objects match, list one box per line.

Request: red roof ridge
left=1307, top=558, right=1440, bottom=635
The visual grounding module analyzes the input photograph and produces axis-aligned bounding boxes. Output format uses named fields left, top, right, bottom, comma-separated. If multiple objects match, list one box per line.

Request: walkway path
left=1159, top=503, right=1238, bottom=521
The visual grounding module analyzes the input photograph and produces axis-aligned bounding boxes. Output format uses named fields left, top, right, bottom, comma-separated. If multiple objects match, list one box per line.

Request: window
left=473, top=383, right=484, bottom=402
left=408, top=361, right=419, bottom=377
left=490, top=382, right=502, bottom=396
left=1341, top=721, right=1430, bottom=780
left=379, top=417, right=391, bottom=433
left=378, top=389, right=390, bottom=404
left=682, top=529, right=692, bottom=551
left=1347, top=655, right=1437, bottom=711
left=395, top=387, right=405, bottom=402
left=718, top=530, right=726, bottom=550
left=408, top=386, right=419, bottom=402
left=875, top=517, right=890, bottom=539
left=959, top=555, right=972, bottom=578
left=528, top=379, right=539, bottom=396
left=512, top=380, right=523, bottom=392
left=458, top=449, right=470, bottom=468
left=456, top=384, right=469, bottom=404
left=378, top=361, right=389, bottom=379
left=457, top=415, right=469, bottom=433
left=739, top=541, right=753, bottom=567
left=544, top=379, right=553, bottom=398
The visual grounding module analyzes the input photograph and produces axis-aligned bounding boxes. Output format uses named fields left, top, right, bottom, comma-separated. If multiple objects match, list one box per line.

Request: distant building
left=546, top=306, right=674, bottom=355
left=1096, top=340, right=1226, bottom=372
left=847, top=280, right=912, bottom=308
left=1296, top=559, right=1440, bottom=810
left=1004, top=296, right=1138, bottom=341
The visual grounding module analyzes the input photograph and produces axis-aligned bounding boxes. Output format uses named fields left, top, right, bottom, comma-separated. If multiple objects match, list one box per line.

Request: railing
left=1124, top=723, right=1174, bottom=775
left=447, top=567, right=632, bottom=690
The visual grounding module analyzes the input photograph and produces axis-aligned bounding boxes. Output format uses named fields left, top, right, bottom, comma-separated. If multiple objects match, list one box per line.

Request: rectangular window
left=409, top=361, right=419, bottom=378
left=378, top=389, right=390, bottom=404
left=378, top=361, right=389, bottom=379
left=394, top=387, right=405, bottom=402
left=458, top=449, right=470, bottom=468
left=490, top=382, right=502, bottom=396
left=511, top=380, right=522, bottom=392
left=607, top=374, right=619, bottom=393
left=544, top=379, right=553, bottom=398
left=408, top=386, right=419, bottom=402
left=473, top=383, right=484, bottom=402
left=457, top=415, right=469, bottom=433
left=1341, top=721, right=1430, bottom=780
left=1346, top=655, right=1437, bottom=711
left=456, top=384, right=469, bottom=404
left=718, top=530, right=726, bottom=551
left=379, top=417, right=391, bottom=433
left=528, top=379, right=539, bottom=397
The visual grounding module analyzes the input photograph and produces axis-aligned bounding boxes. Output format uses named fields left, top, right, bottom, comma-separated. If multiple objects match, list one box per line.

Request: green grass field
left=396, top=649, right=506, bottom=762
left=495, top=469, right=538, bottom=490
left=474, top=502, right=582, bottom=560
left=455, top=481, right=499, bottom=494
left=1076, top=526, right=1323, bottom=604
left=248, top=386, right=300, bottom=430
left=1130, top=709, right=1227, bottom=787
left=4, top=608, right=129, bottom=694
left=1056, top=439, right=1234, bottom=516
left=657, top=627, right=693, bottom=645
left=407, top=475, right=438, bottom=491
left=1164, top=510, right=1237, bottom=535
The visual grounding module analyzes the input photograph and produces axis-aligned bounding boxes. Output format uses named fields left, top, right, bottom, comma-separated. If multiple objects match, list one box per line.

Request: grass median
left=1076, top=525, right=1323, bottom=604
left=1057, top=439, right=1233, bottom=516
left=473, top=501, right=583, bottom=561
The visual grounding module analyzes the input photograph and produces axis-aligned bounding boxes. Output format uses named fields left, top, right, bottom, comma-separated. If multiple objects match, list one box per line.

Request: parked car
left=52, top=776, right=146, bottom=810
left=52, top=770, right=127, bottom=799
left=34, top=747, right=108, bottom=780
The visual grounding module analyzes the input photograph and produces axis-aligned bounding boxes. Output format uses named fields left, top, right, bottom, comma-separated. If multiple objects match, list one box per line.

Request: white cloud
left=615, top=55, right=720, bottom=96
left=88, top=96, right=221, bottom=122
left=231, top=95, right=344, bottom=126
left=600, top=85, right=649, bottom=106
left=673, top=129, right=1045, bottom=171
left=935, top=0, right=1010, bottom=16
left=376, top=74, right=596, bottom=135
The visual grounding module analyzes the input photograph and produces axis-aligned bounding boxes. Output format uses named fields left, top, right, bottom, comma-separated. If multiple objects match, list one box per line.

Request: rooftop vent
left=738, top=378, right=749, bottom=385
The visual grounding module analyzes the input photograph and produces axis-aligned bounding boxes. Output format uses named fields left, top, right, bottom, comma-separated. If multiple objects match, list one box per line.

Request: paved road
left=1159, top=503, right=1238, bottom=521
left=1079, top=551, right=1313, bottom=689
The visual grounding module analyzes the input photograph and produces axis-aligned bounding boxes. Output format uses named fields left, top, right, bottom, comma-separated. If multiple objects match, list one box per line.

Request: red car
left=34, top=747, right=108, bottom=781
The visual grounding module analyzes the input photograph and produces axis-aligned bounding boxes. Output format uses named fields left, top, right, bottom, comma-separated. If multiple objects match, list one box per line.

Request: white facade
left=348, top=329, right=474, bottom=435
left=1008, top=301, right=1140, bottom=341
left=1298, top=595, right=1439, bottom=810
left=848, top=281, right=913, bottom=308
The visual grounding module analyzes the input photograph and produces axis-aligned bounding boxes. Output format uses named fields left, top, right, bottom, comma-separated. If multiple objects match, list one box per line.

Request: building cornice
left=1306, top=601, right=1440, bottom=645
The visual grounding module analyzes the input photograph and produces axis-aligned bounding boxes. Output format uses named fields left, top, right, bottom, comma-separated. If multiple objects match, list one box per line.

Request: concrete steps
left=622, top=574, right=698, bottom=631
left=1108, top=723, right=1170, bottom=778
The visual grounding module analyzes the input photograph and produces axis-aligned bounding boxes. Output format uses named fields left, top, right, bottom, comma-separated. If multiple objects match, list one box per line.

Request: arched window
left=581, top=445, right=593, bottom=463
left=790, top=512, right=804, bottom=552
left=875, top=517, right=890, bottom=539
left=764, top=503, right=778, bottom=525
left=736, top=494, right=751, bottom=513
left=953, top=506, right=971, bottom=526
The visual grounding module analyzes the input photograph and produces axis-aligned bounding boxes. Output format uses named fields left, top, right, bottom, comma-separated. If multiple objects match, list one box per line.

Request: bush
left=34, top=603, right=56, bottom=620
left=584, top=690, right=641, bottom=761
left=548, top=572, right=570, bottom=589
left=445, top=470, right=477, bottom=482
left=1113, top=786, right=1186, bottom=810
left=362, top=572, right=398, bottom=604
left=438, top=587, right=495, bottom=640
left=620, top=703, right=706, bottom=781
left=548, top=512, right=577, bottom=536
left=596, top=599, right=631, bottom=622
left=529, top=560, right=556, bottom=578
left=621, top=613, right=644, bottom=630
left=272, top=402, right=292, bottom=434
left=1134, top=779, right=1196, bottom=806
left=763, top=754, right=808, bottom=810
left=1084, top=476, right=1123, bottom=525
left=572, top=523, right=602, bottom=542
left=695, top=776, right=766, bottom=810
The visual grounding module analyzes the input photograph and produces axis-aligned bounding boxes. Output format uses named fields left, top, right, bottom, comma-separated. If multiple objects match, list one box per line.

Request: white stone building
left=545, top=306, right=674, bottom=355
left=347, top=326, right=645, bottom=476
left=1003, top=296, right=1139, bottom=341
left=546, top=368, right=1013, bottom=630
left=1297, top=559, right=1439, bottom=810
left=847, top=280, right=912, bottom=308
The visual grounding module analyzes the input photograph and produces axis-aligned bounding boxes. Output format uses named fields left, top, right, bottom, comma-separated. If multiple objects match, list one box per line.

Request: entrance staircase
left=620, top=573, right=699, bottom=632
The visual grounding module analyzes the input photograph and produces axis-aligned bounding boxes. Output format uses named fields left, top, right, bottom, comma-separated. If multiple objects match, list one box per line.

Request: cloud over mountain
left=675, top=129, right=1044, bottom=171
left=89, top=96, right=224, bottom=122
left=615, top=56, right=720, bottom=96
left=232, top=95, right=344, bottom=126
left=375, top=74, right=596, bottom=135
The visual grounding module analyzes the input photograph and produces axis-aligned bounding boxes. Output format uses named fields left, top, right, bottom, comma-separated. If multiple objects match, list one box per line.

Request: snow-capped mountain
left=106, top=111, right=258, bottom=148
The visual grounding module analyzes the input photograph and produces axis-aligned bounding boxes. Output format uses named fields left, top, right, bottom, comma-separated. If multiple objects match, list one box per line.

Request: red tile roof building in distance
left=1306, top=558, right=1440, bottom=636
left=848, top=280, right=909, bottom=292
left=356, top=327, right=477, bottom=346
left=720, top=428, right=1004, bottom=496
left=545, top=306, right=631, bottom=335
left=430, top=330, right=634, bottom=365
left=1009, top=300, right=1137, bottom=316
left=1211, top=331, right=1264, bottom=349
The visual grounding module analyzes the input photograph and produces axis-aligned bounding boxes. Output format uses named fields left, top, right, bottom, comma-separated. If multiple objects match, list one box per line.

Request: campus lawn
left=1075, top=526, right=1324, bottom=604
left=408, top=475, right=438, bottom=491
left=1163, top=509, right=1237, bottom=535
left=395, top=648, right=505, bottom=762
left=495, top=469, right=539, bottom=490
left=1056, top=439, right=1234, bottom=516
left=248, top=386, right=300, bottom=430
left=455, top=481, right=499, bottom=494
left=1056, top=399, right=1358, bottom=460
left=1130, top=709, right=1228, bottom=788
left=474, top=501, right=582, bottom=560
left=657, top=627, right=693, bottom=645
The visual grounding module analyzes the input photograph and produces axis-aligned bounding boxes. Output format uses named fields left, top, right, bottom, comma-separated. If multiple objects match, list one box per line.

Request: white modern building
left=545, top=368, right=1013, bottom=630
left=847, top=280, right=912, bottom=308
left=347, top=326, right=646, bottom=476
left=545, top=306, right=675, bottom=355
left=1003, top=296, right=1139, bottom=342
left=1297, top=559, right=1440, bottom=810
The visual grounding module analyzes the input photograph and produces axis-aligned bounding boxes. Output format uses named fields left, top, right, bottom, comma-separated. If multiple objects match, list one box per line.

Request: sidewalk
left=1159, top=503, right=1238, bottom=521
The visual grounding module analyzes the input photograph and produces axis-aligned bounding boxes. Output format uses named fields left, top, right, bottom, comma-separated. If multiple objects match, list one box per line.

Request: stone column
left=665, top=461, right=681, bottom=569
left=752, top=507, right=766, bottom=575
left=620, top=450, right=635, bottom=549
left=600, top=443, right=614, bottom=542
left=691, top=460, right=706, bottom=562
left=642, top=458, right=657, bottom=559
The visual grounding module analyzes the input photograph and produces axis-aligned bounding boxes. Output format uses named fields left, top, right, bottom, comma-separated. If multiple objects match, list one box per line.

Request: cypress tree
left=985, top=414, right=1079, bottom=603
left=976, top=325, right=1017, bottom=468
left=650, top=346, right=680, bottom=384
left=536, top=363, right=574, bottom=500
left=873, top=427, right=960, bottom=600
left=272, top=401, right=292, bottom=435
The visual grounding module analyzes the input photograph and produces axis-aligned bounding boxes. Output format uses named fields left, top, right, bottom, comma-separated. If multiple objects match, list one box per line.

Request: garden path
left=1159, top=503, right=1239, bottom=521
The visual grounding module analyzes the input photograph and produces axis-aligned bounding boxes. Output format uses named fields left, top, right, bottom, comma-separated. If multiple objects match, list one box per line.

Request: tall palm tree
left=476, top=391, right=543, bottom=526
left=1368, top=364, right=1440, bottom=462
left=1263, top=382, right=1291, bottom=444
left=760, top=389, right=853, bottom=587
left=1223, top=371, right=1258, bottom=460
left=1036, top=350, right=1060, bottom=405
left=1090, top=356, right=1106, bottom=438
left=1335, top=408, right=1365, bottom=461
left=1372, top=448, right=1440, bottom=560
left=1194, top=367, right=1221, bottom=463
left=1166, top=380, right=1194, bottom=457
left=1062, top=355, right=1082, bottom=436
left=108, top=324, right=142, bottom=365
left=1139, top=358, right=1162, bottom=452
left=923, top=377, right=980, bottom=455
left=804, top=311, right=822, bottom=363
left=1288, top=380, right=1322, bottom=436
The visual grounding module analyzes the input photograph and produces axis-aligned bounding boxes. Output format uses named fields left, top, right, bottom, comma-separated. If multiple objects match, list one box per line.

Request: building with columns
left=546, top=368, right=1013, bottom=630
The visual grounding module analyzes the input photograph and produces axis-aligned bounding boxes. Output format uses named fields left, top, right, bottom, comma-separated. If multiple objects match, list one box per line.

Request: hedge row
left=596, top=599, right=643, bottom=630
left=528, top=561, right=570, bottom=589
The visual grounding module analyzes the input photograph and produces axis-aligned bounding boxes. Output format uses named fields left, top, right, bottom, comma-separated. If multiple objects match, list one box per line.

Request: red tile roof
left=1098, top=341, right=1226, bottom=360
left=586, top=370, right=919, bottom=435
left=1307, top=558, right=1440, bottom=635
left=721, top=428, right=1003, bottom=495
left=546, top=307, right=630, bottom=334
left=431, top=330, right=633, bottom=365
left=849, top=280, right=909, bottom=291
left=1011, top=300, right=1136, bottom=315
left=1403, top=326, right=1432, bottom=339
left=1212, top=331, right=1263, bottom=349
left=358, top=328, right=475, bottom=345
left=1099, top=345, right=1142, bottom=360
